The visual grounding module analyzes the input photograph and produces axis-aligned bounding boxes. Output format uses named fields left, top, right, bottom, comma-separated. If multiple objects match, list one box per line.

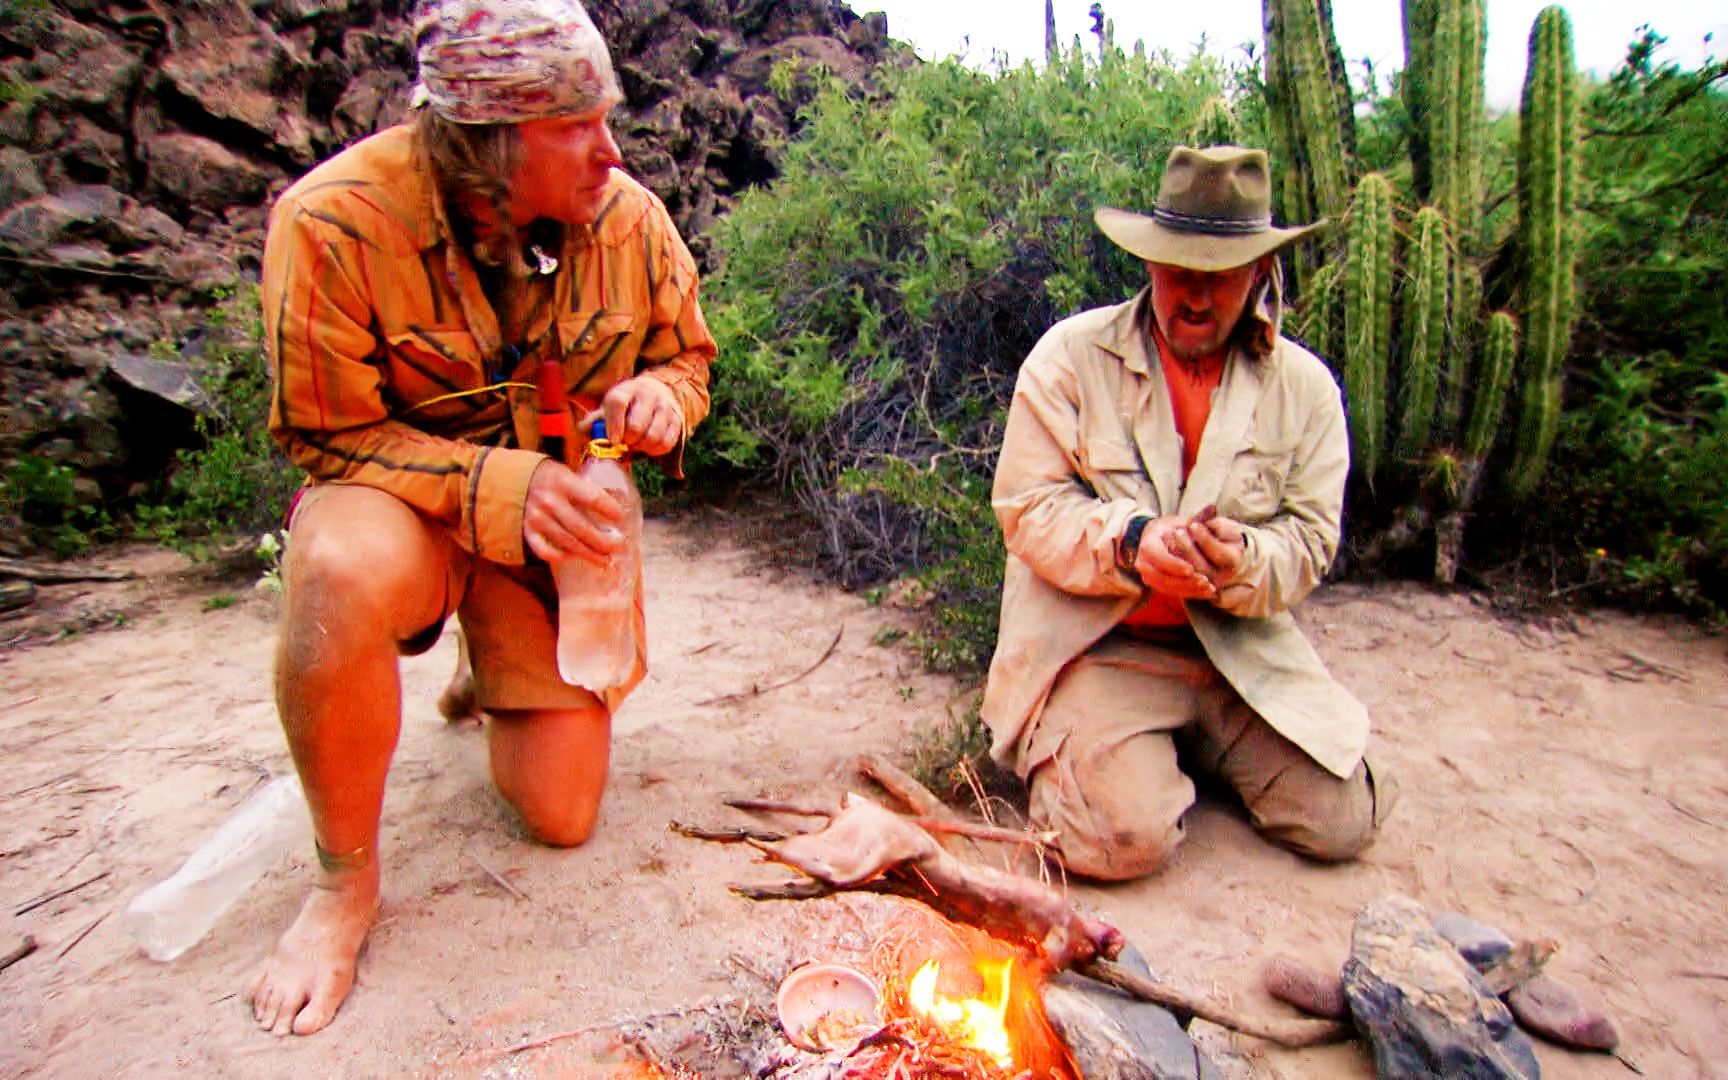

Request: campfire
left=816, top=915, right=1078, bottom=1078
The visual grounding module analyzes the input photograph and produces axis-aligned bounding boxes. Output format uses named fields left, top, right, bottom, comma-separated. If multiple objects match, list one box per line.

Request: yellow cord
left=586, top=438, right=626, bottom=460
left=397, top=381, right=536, bottom=416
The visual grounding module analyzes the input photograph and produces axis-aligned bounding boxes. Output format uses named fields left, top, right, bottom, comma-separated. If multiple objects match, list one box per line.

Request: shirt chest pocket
left=556, top=310, right=639, bottom=400
left=1079, top=438, right=1150, bottom=502
left=1220, top=436, right=1295, bottom=522
left=383, top=328, right=485, bottom=414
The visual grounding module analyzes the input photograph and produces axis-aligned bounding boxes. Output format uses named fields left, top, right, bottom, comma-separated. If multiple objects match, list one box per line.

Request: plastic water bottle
left=123, top=773, right=312, bottom=961
left=554, top=418, right=641, bottom=692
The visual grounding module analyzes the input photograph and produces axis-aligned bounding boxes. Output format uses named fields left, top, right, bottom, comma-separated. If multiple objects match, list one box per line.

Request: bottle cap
left=590, top=418, right=607, bottom=440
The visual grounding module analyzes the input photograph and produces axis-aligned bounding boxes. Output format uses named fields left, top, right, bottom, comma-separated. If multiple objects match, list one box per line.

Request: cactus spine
left=1511, top=5, right=1579, bottom=495
left=1344, top=173, right=1394, bottom=480
left=1397, top=207, right=1450, bottom=463
left=1464, top=312, right=1517, bottom=460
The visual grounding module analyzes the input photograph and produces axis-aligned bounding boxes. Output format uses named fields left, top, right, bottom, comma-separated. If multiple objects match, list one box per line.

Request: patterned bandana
left=410, top=0, right=622, bottom=124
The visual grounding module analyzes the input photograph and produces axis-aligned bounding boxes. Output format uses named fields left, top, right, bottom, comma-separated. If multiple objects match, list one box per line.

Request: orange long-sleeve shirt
left=261, top=123, right=716, bottom=567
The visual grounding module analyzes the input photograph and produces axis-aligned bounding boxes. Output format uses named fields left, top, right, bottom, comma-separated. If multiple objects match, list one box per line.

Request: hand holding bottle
left=523, top=459, right=627, bottom=567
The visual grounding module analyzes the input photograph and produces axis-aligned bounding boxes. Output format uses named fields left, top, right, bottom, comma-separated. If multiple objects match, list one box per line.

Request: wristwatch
left=1117, top=514, right=1151, bottom=573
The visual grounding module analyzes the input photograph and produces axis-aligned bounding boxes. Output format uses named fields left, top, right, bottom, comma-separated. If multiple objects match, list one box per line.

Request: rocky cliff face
left=0, top=0, right=894, bottom=514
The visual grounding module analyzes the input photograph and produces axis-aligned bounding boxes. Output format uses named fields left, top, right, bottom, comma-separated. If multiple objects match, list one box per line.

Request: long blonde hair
left=415, top=111, right=534, bottom=323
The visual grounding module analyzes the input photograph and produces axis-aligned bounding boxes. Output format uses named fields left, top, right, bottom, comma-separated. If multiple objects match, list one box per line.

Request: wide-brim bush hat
left=1095, top=145, right=1326, bottom=272
left=410, top=0, right=622, bottom=124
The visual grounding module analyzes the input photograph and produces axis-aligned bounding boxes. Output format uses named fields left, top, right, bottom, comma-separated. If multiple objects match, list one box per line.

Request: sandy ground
left=2, top=509, right=1725, bottom=1079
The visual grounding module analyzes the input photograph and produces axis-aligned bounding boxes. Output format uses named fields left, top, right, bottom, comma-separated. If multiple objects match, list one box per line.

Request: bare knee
left=508, top=794, right=600, bottom=848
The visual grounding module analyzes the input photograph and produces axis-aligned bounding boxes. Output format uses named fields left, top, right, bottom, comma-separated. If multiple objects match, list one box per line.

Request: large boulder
left=1343, top=896, right=1541, bottom=1080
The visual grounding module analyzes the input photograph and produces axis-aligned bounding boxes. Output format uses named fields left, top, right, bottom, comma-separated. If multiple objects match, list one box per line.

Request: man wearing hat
left=981, top=145, right=1394, bottom=881
left=248, top=0, right=715, bottom=1035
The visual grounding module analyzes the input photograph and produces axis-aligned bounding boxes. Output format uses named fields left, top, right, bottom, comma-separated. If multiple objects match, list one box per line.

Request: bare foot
left=247, top=863, right=379, bottom=1036
left=437, top=632, right=481, bottom=726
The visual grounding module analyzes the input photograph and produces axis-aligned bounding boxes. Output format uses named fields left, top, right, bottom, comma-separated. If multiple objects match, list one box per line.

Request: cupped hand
left=1186, top=512, right=1247, bottom=585
left=585, top=376, right=682, bottom=457
left=1133, top=515, right=1218, bottom=601
left=522, top=458, right=626, bottom=566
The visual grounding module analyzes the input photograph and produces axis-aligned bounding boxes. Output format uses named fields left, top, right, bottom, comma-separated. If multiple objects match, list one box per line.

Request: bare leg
left=487, top=705, right=612, bottom=847
left=248, top=487, right=454, bottom=1036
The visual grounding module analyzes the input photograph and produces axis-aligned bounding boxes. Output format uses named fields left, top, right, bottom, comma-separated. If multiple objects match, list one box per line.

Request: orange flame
left=907, top=957, right=1017, bottom=1069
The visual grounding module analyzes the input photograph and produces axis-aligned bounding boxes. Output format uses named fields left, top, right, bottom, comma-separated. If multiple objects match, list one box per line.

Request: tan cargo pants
left=1024, top=629, right=1392, bottom=881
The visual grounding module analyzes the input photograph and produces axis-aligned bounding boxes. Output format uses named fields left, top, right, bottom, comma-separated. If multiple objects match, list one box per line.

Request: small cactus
left=1464, top=311, right=1517, bottom=460
left=1187, top=97, right=1240, bottom=148
left=1511, top=5, right=1579, bottom=494
left=1396, top=207, right=1449, bottom=463
left=1344, top=173, right=1394, bottom=480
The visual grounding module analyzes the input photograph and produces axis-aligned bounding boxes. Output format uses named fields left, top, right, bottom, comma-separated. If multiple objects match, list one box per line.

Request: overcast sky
left=855, top=1, right=1725, bottom=111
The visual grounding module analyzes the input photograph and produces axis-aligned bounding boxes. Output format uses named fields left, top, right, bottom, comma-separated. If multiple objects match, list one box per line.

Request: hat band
left=1152, top=206, right=1272, bottom=236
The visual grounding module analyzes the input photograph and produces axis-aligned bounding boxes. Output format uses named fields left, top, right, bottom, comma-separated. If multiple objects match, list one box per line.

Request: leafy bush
left=136, top=285, right=301, bottom=551
left=700, top=44, right=1253, bottom=668
left=0, top=455, right=115, bottom=557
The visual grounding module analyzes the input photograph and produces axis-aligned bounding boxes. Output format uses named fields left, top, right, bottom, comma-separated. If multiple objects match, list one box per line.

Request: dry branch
left=1, top=935, right=37, bottom=974
left=695, top=626, right=844, bottom=707
left=0, top=557, right=134, bottom=583
left=1077, top=957, right=1351, bottom=1050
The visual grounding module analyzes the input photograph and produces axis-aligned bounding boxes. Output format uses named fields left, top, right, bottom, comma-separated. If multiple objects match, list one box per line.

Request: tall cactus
left=1281, top=0, right=1350, bottom=219
left=1344, top=173, right=1394, bottom=480
left=1044, top=0, right=1057, bottom=61
left=1464, top=311, right=1517, bottom=460
left=1433, top=0, right=1486, bottom=237
left=1396, top=207, right=1449, bottom=463
left=1510, top=5, right=1578, bottom=495
left=1401, top=0, right=1438, bottom=197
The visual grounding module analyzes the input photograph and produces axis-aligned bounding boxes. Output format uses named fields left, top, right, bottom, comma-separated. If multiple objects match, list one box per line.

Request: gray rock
left=1344, top=895, right=1541, bottom=1079
left=1431, top=911, right=1515, bottom=970
left=1040, top=943, right=1217, bottom=1080
left=105, top=351, right=215, bottom=416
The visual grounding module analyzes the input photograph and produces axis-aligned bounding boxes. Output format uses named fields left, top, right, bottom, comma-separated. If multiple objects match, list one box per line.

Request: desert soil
left=1, top=508, right=1725, bottom=1079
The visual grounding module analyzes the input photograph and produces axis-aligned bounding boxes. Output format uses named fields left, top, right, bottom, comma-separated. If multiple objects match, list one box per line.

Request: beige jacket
left=981, top=285, right=1369, bottom=780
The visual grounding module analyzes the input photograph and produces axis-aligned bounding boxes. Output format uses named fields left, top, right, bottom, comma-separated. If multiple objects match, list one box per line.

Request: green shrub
left=137, top=285, right=301, bottom=551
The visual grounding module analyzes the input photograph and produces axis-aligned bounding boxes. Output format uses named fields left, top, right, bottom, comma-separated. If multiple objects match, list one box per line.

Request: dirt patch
left=2, top=513, right=1725, bottom=1078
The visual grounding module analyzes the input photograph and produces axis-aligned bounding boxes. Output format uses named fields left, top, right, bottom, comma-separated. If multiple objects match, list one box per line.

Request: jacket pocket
left=1079, top=438, right=1148, bottom=501
left=557, top=310, right=639, bottom=399
left=1220, top=437, right=1294, bottom=521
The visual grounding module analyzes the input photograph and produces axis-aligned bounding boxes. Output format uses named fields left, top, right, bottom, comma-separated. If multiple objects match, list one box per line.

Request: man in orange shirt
left=248, top=0, right=715, bottom=1035
left=982, top=146, right=1394, bottom=881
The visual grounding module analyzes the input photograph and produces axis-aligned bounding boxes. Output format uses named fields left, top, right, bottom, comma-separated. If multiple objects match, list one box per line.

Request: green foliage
left=0, top=456, right=116, bottom=558
left=840, top=457, right=1001, bottom=673
left=1187, top=96, right=1240, bottom=147
left=1343, top=173, right=1394, bottom=480
left=1544, top=353, right=1727, bottom=616
left=1396, top=207, right=1449, bottom=463
left=138, top=285, right=302, bottom=550
left=1510, top=5, right=1579, bottom=495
